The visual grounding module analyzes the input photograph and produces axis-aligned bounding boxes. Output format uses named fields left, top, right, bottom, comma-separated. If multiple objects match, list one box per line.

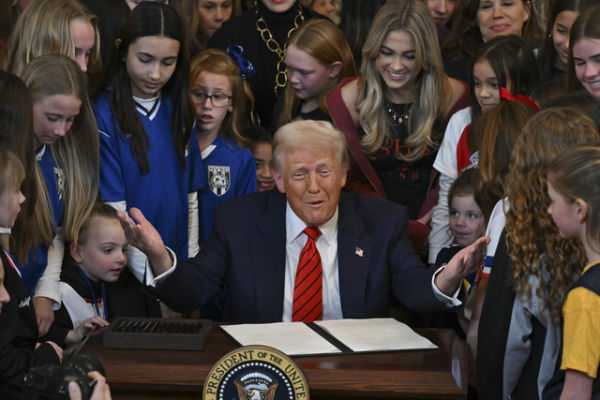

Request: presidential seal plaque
left=203, top=345, right=309, bottom=400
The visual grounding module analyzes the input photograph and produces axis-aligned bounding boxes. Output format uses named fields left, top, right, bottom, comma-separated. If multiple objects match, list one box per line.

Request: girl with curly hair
left=476, top=108, right=600, bottom=399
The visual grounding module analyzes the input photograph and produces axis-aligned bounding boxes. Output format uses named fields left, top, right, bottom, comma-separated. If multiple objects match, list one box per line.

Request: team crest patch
left=208, top=165, right=231, bottom=196
left=203, top=345, right=309, bottom=400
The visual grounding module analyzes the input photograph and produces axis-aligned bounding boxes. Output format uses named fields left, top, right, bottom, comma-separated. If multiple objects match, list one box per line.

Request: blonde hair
left=21, top=54, right=99, bottom=244
left=76, top=203, right=121, bottom=245
left=357, top=0, right=446, bottom=162
left=1, top=0, right=101, bottom=77
left=279, top=19, right=356, bottom=127
left=549, top=145, right=600, bottom=255
left=0, top=149, right=25, bottom=203
left=273, top=120, right=349, bottom=173
left=190, top=48, right=254, bottom=147
left=505, top=108, right=600, bottom=319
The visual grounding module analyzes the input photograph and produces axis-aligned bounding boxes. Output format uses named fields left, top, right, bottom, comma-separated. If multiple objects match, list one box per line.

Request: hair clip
left=227, top=45, right=256, bottom=80
left=460, top=157, right=479, bottom=173
left=499, top=87, right=540, bottom=110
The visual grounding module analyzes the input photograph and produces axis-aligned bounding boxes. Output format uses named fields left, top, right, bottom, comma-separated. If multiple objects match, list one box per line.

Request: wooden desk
left=80, top=327, right=468, bottom=399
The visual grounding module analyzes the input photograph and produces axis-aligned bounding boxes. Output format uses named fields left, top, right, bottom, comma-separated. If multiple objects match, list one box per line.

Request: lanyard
left=3, top=249, right=21, bottom=278
left=77, top=268, right=108, bottom=319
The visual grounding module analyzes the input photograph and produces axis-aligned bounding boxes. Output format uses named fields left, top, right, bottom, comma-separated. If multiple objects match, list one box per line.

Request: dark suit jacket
left=154, top=190, right=445, bottom=322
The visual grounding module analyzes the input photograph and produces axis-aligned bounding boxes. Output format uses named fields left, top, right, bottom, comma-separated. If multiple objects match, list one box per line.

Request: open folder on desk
left=221, top=318, right=437, bottom=356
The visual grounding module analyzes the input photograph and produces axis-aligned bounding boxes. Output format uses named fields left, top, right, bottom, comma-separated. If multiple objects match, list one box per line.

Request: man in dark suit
left=119, top=120, right=488, bottom=323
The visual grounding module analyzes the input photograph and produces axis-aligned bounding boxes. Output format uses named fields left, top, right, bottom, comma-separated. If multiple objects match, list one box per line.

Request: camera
left=23, top=354, right=105, bottom=400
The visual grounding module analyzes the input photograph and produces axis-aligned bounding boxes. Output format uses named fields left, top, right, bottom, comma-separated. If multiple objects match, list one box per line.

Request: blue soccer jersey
left=94, top=92, right=205, bottom=260
left=199, top=136, right=256, bottom=243
left=19, top=146, right=63, bottom=291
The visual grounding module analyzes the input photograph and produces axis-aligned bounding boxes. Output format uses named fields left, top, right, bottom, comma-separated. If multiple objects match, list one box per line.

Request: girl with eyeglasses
left=189, top=48, right=257, bottom=244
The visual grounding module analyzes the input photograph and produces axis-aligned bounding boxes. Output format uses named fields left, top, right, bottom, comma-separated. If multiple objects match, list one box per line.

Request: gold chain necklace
left=255, top=0, right=304, bottom=93
left=386, top=102, right=411, bottom=125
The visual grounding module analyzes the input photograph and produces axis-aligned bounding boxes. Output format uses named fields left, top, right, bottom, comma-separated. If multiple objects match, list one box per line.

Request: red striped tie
left=292, top=226, right=323, bottom=322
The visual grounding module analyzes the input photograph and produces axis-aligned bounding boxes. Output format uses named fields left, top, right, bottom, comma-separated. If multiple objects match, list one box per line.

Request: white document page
left=221, top=322, right=343, bottom=356
left=314, top=318, right=438, bottom=352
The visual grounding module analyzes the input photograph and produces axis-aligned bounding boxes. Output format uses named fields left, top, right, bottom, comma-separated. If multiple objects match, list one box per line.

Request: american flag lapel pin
left=355, top=247, right=364, bottom=257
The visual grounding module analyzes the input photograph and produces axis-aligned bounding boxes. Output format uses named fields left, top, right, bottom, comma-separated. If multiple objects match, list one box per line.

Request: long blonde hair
left=1, top=0, right=101, bottom=77
left=21, top=54, right=99, bottom=245
left=279, top=19, right=356, bottom=128
left=505, top=108, right=600, bottom=320
left=358, top=0, right=445, bottom=162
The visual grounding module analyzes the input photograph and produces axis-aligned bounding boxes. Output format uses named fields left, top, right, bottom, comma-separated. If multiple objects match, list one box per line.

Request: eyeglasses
left=191, top=91, right=232, bottom=107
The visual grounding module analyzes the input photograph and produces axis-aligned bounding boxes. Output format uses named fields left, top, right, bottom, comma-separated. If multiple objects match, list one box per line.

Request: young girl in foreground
left=476, top=109, right=597, bottom=399
left=45, top=204, right=127, bottom=349
left=546, top=145, right=600, bottom=399
left=95, top=2, right=204, bottom=282
left=21, top=54, right=99, bottom=336
left=435, top=168, right=486, bottom=269
left=189, top=48, right=256, bottom=243
left=0, top=149, right=63, bottom=397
